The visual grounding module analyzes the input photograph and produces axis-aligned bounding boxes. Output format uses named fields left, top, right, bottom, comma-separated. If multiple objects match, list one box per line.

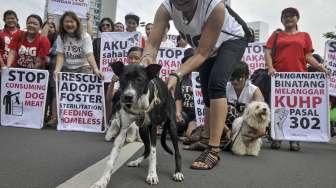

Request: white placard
left=271, top=72, right=330, bottom=142
left=47, top=0, right=90, bottom=18
left=57, top=72, right=104, bottom=133
left=241, top=42, right=266, bottom=75
left=191, top=72, right=205, bottom=126
left=1, top=68, right=49, bottom=129
left=325, top=40, right=336, bottom=96
left=100, top=32, right=141, bottom=82
left=156, top=47, right=184, bottom=82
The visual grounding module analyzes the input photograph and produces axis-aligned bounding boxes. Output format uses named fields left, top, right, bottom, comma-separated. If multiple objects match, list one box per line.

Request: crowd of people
left=0, top=0, right=334, bottom=171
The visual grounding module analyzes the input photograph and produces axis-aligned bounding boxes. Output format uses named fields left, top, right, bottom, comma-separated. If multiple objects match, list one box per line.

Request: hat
left=281, top=7, right=300, bottom=19
left=125, top=13, right=140, bottom=25
left=182, top=48, right=194, bottom=63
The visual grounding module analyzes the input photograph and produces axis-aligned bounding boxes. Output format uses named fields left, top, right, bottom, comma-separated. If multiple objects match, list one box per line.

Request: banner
left=167, top=34, right=178, bottom=47
left=271, top=72, right=330, bottom=142
left=156, top=47, right=184, bottom=82
left=241, top=42, right=265, bottom=75
left=57, top=72, right=104, bottom=133
left=191, top=72, right=205, bottom=126
left=325, top=40, right=336, bottom=96
left=1, top=68, right=49, bottom=129
left=47, top=0, right=90, bottom=19
left=100, top=32, right=141, bottom=82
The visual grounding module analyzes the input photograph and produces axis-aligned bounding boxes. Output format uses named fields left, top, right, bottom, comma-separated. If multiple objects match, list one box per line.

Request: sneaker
left=289, top=141, right=301, bottom=151
left=270, top=140, right=281, bottom=149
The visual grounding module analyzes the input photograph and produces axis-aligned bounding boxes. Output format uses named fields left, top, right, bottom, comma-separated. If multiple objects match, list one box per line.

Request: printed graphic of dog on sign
left=92, top=62, right=183, bottom=188
left=230, top=101, right=271, bottom=156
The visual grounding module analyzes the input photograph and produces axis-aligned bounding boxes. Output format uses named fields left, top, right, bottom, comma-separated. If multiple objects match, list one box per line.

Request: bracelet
left=169, top=72, right=182, bottom=83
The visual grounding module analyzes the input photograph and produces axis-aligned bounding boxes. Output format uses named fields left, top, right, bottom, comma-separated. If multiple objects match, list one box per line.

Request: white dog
left=230, top=101, right=271, bottom=156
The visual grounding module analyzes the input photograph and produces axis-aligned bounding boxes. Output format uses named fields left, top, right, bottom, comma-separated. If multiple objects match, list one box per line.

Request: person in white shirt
left=141, top=0, right=252, bottom=170
left=54, top=11, right=102, bottom=78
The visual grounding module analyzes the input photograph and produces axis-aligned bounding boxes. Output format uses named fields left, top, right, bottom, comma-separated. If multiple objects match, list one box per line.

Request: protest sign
left=100, top=32, right=141, bottom=82
left=191, top=72, right=205, bottom=126
left=47, top=0, right=90, bottom=18
left=241, top=42, right=265, bottom=75
left=156, top=47, right=184, bottom=82
left=167, top=34, right=178, bottom=46
left=1, top=68, right=49, bottom=129
left=271, top=72, right=329, bottom=142
left=57, top=72, right=104, bottom=133
left=325, top=40, right=336, bottom=96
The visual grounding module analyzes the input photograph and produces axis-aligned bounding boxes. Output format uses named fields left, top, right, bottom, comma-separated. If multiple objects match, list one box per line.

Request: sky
left=0, top=0, right=335, bottom=55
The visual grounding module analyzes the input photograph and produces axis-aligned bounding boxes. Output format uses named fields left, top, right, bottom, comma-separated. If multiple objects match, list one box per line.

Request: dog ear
left=145, top=64, right=162, bottom=79
left=110, top=61, right=124, bottom=77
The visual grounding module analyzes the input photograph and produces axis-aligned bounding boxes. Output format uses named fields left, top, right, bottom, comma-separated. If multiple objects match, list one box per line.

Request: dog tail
left=160, top=121, right=173, bottom=155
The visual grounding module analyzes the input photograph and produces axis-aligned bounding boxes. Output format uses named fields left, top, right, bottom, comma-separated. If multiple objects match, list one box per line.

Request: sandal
left=190, top=145, right=220, bottom=170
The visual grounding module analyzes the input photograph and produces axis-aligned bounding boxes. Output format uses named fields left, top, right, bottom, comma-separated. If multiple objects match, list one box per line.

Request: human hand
left=268, top=67, right=276, bottom=76
left=93, top=68, right=104, bottom=79
left=53, top=70, right=59, bottom=81
left=111, top=74, right=119, bottom=83
left=167, top=75, right=178, bottom=97
left=176, top=111, right=184, bottom=123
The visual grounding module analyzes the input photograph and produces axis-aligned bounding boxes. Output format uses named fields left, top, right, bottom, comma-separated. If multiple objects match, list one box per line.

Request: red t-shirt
left=265, top=31, right=313, bottom=72
left=8, top=31, right=50, bottom=68
left=0, top=27, right=20, bottom=65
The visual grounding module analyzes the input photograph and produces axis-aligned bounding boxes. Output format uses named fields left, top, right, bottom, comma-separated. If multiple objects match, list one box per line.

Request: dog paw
left=127, top=160, right=140, bottom=167
left=146, top=174, right=159, bottom=185
left=105, top=132, right=113, bottom=142
left=125, top=137, right=136, bottom=143
left=172, top=172, right=184, bottom=182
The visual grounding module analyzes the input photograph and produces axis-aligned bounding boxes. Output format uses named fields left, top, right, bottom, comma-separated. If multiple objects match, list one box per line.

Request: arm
left=54, top=52, right=64, bottom=79
left=175, top=100, right=183, bottom=122
left=174, top=3, right=225, bottom=77
left=87, top=53, right=103, bottom=78
left=7, top=49, right=17, bottom=67
left=86, top=13, right=93, bottom=37
left=306, top=53, right=328, bottom=72
left=265, top=48, right=276, bottom=75
left=0, top=54, right=5, bottom=68
left=32, top=57, right=46, bottom=69
left=252, top=88, right=264, bottom=102
left=141, top=5, right=171, bottom=65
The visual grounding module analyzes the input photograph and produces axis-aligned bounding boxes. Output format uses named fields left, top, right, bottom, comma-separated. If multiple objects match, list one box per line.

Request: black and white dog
left=92, top=62, right=184, bottom=188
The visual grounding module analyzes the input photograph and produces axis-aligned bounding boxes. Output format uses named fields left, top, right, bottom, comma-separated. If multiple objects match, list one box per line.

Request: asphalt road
left=0, top=126, right=335, bottom=188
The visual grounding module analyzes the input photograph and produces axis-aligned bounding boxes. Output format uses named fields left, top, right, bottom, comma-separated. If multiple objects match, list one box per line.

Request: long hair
left=59, top=11, right=82, bottom=41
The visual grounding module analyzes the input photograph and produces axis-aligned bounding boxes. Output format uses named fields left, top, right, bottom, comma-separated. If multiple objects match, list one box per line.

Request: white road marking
left=57, top=142, right=143, bottom=188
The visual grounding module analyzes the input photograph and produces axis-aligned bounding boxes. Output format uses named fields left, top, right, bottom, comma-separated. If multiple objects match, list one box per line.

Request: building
left=247, top=21, right=269, bottom=43
left=44, top=0, right=117, bottom=37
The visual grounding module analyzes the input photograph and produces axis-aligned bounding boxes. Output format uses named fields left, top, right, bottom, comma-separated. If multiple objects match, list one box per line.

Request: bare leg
left=208, top=98, right=228, bottom=148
